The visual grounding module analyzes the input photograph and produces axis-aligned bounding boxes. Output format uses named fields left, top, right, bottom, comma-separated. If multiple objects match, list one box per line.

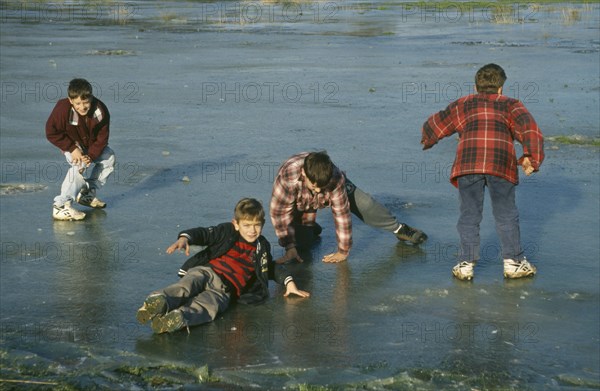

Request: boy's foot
left=136, top=294, right=168, bottom=324
left=53, top=201, right=86, bottom=221
left=395, top=224, right=428, bottom=245
left=504, top=258, right=537, bottom=279
left=151, top=310, right=187, bottom=334
left=452, top=261, right=476, bottom=281
left=77, top=189, right=106, bottom=208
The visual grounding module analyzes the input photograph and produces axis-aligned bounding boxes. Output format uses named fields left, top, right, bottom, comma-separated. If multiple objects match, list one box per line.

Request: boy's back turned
left=421, top=63, right=544, bottom=281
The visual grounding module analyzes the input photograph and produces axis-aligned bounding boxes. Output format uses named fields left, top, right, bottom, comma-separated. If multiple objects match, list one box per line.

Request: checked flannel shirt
left=270, top=153, right=352, bottom=255
left=421, top=93, right=544, bottom=187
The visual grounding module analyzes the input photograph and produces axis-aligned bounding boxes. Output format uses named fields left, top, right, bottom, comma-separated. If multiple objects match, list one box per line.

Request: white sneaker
left=53, top=201, right=86, bottom=221
left=452, top=261, right=476, bottom=281
left=77, top=189, right=106, bottom=208
left=504, top=258, right=537, bottom=279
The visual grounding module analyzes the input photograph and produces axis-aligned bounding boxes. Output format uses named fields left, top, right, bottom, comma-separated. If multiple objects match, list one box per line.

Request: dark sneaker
left=151, top=310, right=187, bottom=334
left=452, top=261, right=476, bottom=281
left=77, top=189, right=106, bottom=208
left=136, top=294, right=167, bottom=324
left=395, top=224, right=428, bottom=244
left=504, top=258, right=537, bottom=279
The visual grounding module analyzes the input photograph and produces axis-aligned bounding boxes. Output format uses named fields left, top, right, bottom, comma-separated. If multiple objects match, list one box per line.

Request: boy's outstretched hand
left=166, top=237, right=190, bottom=256
left=284, top=280, right=311, bottom=298
left=521, top=157, right=535, bottom=176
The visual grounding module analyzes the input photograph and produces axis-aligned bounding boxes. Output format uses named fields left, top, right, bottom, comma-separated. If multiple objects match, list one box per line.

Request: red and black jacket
left=177, top=222, right=293, bottom=304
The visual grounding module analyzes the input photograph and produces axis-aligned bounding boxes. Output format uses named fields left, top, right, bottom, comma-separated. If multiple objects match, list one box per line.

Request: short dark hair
left=303, top=151, right=333, bottom=188
left=234, top=198, right=265, bottom=223
left=475, top=64, right=506, bottom=93
left=68, top=78, right=93, bottom=100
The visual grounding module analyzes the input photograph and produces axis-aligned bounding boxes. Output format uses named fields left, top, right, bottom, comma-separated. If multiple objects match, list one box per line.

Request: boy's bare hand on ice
left=166, top=237, right=190, bottom=256
left=522, top=157, right=535, bottom=176
left=284, top=280, right=311, bottom=298
left=322, top=251, right=347, bottom=263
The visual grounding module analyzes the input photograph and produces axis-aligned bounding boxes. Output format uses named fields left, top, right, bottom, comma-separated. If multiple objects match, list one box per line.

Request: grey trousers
left=345, top=178, right=401, bottom=233
left=155, top=266, right=231, bottom=327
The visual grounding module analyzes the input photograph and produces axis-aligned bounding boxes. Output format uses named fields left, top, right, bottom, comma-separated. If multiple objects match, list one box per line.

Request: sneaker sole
left=151, top=312, right=184, bottom=334
left=86, top=204, right=106, bottom=209
left=137, top=295, right=167, bottom=324
left=452, top=272, right=473, bottom=281
left=413, top=233, right=427, bottom=244
left=78, top=201, right=107, bottom=209
left=53, top=214, right=86, bottom=221
left=504, top=271, right=536, bottom=279
left=136, top=307, right=152, bottom=324
left=397, top=233, right=428, bottom=245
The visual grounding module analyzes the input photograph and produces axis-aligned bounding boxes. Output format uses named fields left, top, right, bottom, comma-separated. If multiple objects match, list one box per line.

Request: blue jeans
left=53, top=146, right=115, bottom=206
left=457, top=174, right=524, bottom=262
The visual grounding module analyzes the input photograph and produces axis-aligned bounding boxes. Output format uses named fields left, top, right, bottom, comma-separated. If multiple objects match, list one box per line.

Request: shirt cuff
left=284, top=276, right=294, bottom=286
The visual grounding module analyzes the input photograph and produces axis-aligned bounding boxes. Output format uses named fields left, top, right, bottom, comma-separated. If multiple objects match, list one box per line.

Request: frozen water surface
left=1, top=1, right=599, bottom=389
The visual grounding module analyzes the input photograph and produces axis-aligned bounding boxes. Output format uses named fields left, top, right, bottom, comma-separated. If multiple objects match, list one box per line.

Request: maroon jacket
left=46, top=97, right=110, bottom=161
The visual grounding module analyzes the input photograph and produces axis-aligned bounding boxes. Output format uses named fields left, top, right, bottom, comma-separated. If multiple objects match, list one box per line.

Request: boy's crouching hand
left=284, top=281, right=311, bottom=298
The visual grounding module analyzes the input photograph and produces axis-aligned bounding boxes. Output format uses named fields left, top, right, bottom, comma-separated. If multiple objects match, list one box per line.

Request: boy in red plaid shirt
left=421, top=64, right=544, bottom=280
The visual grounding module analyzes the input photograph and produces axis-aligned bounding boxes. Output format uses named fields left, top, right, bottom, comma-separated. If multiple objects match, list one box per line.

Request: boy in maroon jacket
left=421, top=64, right=544, bottom=280
left=46, top=79, right=115, bottom=220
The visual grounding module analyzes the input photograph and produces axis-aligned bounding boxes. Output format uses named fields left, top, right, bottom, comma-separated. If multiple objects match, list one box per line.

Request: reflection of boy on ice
left=421, top=64, right=544, bottom=281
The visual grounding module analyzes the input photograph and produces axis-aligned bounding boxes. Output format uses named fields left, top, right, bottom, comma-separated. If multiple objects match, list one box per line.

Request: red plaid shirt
left=422, top=93, right=544, bottom=187
left=270, top=153, right=352, bottom=255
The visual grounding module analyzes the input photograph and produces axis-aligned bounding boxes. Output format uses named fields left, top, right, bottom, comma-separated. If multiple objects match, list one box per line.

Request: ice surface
left=1, top=1, right=599, bottom=388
